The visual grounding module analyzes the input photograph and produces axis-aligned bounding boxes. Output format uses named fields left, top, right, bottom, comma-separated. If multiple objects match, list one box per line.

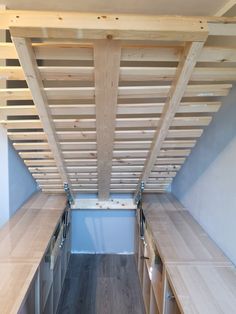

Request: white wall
left=0, top=126, right=10, bottom=227
left=71, top=210, right=135, bottom=254
left=0, top=29, right=9, bottom=227
left=172, top=85, right=236, bottom=265
left=8, top=141, right=38, bottom=216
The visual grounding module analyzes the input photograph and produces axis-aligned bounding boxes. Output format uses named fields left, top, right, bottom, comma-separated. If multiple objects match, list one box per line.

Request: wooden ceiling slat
left=0, top=101, right=221, bottom=117
left=0, top=12, right=234, bottom=195
left=7, top=129, right=203, bottom=141
left=0, top=84, right=232, bottom=101
left=0, top=116, right=212, bottom=129
left=1, top=42, right=236, bottom=63
left=1, top=65, right=236, bottom=81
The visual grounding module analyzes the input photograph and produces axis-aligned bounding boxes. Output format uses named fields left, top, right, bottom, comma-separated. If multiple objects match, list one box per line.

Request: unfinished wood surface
left=94, top=40, right=121, bottom=200
left=166, top=264, right=236, bottom=314
left=1, top=11, right=208, bottom=41
left=11, top=36, right=72, bottom=193
left=0, top=102, right=222, bottom=117
left=0, top=262, right=38, bottom=314
left=0, top=192, right=67, bottom=263
left=2, top=42, right=236, bottom=63
left=215, top=0, right=236, bottom=16
left=0, top=192, right=67, bottom=314
left=0, top=10, right=234, bottom=194
left=2, top=65, right=236, bottom=82
left=0, top=84, right=232, bottom=101
left=142, top=194, right=230, bottom=264
left=136, top=194, right=236, bottom=314
left=135, top=41, right=205, bottom=195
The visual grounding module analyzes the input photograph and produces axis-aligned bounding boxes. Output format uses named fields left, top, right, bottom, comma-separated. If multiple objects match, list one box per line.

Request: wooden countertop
left=0, top=192, right=67, bottom=314
left=0, top=192, right=67, bottom=263
left=0, top=262, right=38, bottom=314
left=142, top=193, right=236, bottom=313
left=166, top=263, right=236, bottom=314
left=142, top=194, right=230, bottom=265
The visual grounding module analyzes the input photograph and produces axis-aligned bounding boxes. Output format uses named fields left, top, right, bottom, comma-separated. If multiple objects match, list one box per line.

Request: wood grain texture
left=2, top=11, right=208, bottom=41
left=142, top=193, right=231, bottom=265
left=0, top=192, right=67, bottom=314
left=57, top=254, right=145, bottom=314
left=2, top=43, right=236, bottom=63
left=166, top=264, right=236, bottom=314
left=138, top=193, right=236, bottom=314
left=12, top=37, right=72, bottom=191
left=0, top=192, right=67, bottom=263
left=136, top=41, right=205, bottom=194
left=0, top=262, right=38, bottom=314
left=94, top=40, right=121, bottom=200
left=1, top=10, right=233, bottom=194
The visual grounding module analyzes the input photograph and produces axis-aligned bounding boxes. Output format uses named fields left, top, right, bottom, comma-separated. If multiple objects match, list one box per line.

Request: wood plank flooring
left=57, top=254, right=145, bottom=314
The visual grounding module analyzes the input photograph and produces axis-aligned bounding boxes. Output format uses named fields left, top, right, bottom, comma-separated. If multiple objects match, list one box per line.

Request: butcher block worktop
left=166, top=263, right=236, bottom=314
left=142, top=193, right=230, bottom=265
left=0, top=192, right=67, bottom=314
left=141, top=193, right=236, bottom=314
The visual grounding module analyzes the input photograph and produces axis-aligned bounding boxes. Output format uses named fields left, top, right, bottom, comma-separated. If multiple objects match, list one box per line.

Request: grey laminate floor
left=57, top=254, right=145, bottom=314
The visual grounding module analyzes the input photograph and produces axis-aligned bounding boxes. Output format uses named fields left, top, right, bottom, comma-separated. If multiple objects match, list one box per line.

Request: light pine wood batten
left=0, top=10, right=235, bottom=198
left=135, top=41, right=206, bottom=197
left=11, top=36, right=73, bottom=197
left=94, top=40, right=121, bottom=200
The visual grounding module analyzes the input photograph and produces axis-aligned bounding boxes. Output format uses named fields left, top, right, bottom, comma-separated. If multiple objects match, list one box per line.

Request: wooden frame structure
left=0, top=10, right=236, bottom=199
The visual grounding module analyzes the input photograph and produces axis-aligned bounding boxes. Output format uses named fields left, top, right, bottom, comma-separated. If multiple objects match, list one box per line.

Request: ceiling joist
left=94, top=40, right=121, bottom=200
left=11, top=36, right=73, bottom=195
left=135, top=41, right=206, bottom=195
left=0, top=10, right=235, bottom=196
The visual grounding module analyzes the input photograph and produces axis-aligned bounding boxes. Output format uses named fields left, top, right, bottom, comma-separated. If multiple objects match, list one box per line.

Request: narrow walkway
left=57, top=254, right=145, bottom=314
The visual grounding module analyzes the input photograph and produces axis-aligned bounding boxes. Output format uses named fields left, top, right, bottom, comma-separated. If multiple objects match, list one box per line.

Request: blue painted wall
left=172, top=85, right=236, bottom=265
left=72, top=209, right=135, bottom=254
left=8, top=141, right=38, bottom=216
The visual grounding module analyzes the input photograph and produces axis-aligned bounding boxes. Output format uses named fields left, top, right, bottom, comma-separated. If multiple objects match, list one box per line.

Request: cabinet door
left=143, top=262, right=151, bottom=314
left=164, top=280, right=181, bottom=314
left=61, top=222, right=71, bottom=286
left=134, top=219, right=139, bottom=265
left=40, top=251, right=53, bottom=311
left=53, top=252, right=62, bottom=313
left=66, top=223, right=71, bottom=265
left=18, top=281, right=36, bottom=314
left=43, top=286, right=53, bottom=314
left=61, top=239, right=67, bottom=286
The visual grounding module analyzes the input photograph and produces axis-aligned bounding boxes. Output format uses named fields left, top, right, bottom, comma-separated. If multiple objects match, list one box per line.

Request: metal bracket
left=134, top=181, right=145, bottom=205
left=64, top=183, right=74, bottom=205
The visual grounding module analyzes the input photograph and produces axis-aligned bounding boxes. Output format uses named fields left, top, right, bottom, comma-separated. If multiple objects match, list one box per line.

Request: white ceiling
left=0, top=0, right=229, bottom=16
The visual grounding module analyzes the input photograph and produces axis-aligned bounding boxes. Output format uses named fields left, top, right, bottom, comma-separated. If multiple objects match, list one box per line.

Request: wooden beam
left=94, top=40, right=121, bottom=200
left=215, top=0, right=236, bottom=16
left=11, top=36, right=72, bottom=194
left=135, top=41, right=205, bottom=196
left=1, top=11, right=208, bottom=41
